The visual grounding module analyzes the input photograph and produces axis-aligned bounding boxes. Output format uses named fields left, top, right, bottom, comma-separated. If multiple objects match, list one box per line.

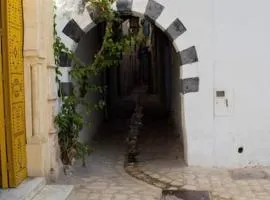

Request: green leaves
left=54, top=0, right=146, bottom=167
left=54, top=96, right=85, bottom=165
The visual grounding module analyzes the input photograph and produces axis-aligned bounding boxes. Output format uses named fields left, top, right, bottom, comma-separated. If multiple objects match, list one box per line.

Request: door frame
left=0, top=0, right=27, bottom=188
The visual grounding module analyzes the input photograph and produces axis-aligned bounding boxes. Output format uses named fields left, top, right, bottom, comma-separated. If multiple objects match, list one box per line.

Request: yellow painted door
left=0, top=24, right=9, bottom=189
left=1, top=0, right=27, bottom=187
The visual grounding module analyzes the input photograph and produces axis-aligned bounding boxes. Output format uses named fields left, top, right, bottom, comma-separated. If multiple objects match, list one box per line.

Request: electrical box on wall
left=214, top=89, right=234, bottom=116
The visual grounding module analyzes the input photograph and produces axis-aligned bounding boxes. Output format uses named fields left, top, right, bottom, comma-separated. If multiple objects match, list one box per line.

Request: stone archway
left=57, top=0, right=200, bottom=164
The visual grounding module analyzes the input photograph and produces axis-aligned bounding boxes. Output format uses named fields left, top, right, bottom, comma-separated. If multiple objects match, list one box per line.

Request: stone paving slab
left=161, top=190, right=210, bottom=200
left=230, top=168, right=269, bottom=180
left=32, top=185, right=73, bottom=200
left=138, top=159, right=270, bottom=200
left=0, top=177, right=46, bottom=200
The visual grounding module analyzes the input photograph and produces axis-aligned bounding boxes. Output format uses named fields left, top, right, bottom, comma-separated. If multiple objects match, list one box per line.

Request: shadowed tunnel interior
left=74, top=16, right=185, bottom=165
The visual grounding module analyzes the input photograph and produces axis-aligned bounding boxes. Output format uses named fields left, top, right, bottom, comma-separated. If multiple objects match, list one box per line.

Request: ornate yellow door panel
left=0, top=29, right=9, bottom=189
left=1, top=0, right=27, bottom=187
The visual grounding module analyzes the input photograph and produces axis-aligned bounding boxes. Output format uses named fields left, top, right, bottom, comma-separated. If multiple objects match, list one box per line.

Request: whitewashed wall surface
left=56, top=0, right=270, bottom=168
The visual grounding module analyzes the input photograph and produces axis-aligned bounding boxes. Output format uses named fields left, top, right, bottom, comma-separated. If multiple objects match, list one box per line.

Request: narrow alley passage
left=55, top=87, right=162, bottom=200
left=136, top=91, right=184, bottom=166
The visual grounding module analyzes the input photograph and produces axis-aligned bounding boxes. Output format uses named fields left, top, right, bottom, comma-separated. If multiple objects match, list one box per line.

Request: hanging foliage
left=53, top=0, right=146, bottom=169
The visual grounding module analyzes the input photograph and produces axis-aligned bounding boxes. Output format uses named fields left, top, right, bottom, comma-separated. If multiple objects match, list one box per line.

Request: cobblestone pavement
left=139, top=162, right=270, bottom=200
left=132, top=99, right=270, bottom=200
left=55, top=99, right=161, bottom=200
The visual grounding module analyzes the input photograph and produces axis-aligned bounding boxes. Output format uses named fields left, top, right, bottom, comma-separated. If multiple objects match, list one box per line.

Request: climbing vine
left=53, top=0, right=146, bottom=168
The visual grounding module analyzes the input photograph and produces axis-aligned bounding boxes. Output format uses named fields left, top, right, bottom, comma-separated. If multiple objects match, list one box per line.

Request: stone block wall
left=23, top=0, right=61, bottom=179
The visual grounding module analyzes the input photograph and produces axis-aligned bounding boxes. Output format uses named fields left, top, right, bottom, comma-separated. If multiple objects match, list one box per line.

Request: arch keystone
left=116, top=0, right=133, bottom=15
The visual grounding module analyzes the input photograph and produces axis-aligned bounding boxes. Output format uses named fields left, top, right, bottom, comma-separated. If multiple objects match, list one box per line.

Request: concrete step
left=31, top=185, right=74, bottom=200
left=0, top=177, right=46, bottom=200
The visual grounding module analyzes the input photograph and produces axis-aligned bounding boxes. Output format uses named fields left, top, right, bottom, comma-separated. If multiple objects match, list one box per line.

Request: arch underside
left=58, top=0, right=200, bottom=95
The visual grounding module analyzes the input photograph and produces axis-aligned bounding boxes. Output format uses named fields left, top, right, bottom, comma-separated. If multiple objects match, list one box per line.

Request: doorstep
left=0, top=177, right=46, bottom=200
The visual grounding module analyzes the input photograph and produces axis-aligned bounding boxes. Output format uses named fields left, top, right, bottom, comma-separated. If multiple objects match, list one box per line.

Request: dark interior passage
left=137, top=91, right=184, bottom=164
left=75, top=16, right=184, bottom=164
left=92, top=84, right=184, bottom=165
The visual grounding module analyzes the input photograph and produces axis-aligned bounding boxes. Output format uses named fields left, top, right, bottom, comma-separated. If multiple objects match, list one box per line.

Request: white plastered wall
left=57, top=0, right=270, bottom=168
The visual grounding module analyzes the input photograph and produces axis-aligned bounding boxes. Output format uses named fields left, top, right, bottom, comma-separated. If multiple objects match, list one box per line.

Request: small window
left=216, top=91, right=225, bottom=97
